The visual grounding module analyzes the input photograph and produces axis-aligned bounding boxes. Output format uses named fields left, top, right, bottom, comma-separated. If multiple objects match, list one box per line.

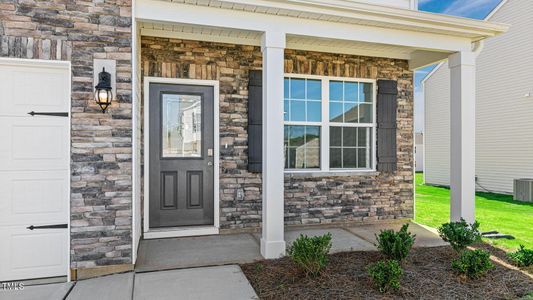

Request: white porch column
left=260, top=31, right=286, bottom=259
left=448, top=51, right=476, bottom=223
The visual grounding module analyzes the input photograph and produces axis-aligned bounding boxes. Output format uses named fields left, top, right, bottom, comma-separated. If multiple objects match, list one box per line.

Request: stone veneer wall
left=1, top=1, right=133, bottom=269
left=141, top=37, right=414, bottom=231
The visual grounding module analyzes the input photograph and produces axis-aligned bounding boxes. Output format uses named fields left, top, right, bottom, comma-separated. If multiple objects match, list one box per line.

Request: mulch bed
left=241, top=244, right=533, bottom=300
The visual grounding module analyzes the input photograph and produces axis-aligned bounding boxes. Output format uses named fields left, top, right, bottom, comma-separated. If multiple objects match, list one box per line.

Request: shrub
left=287, top=233, right=332, bottom=277
left=438, top=219, right=481, bottom=252
left=375, top=223, right=416, bottom=262
left=368, top=260, right=403, bottom=293
left=254, top=263, right=264, bottom=272
left=507, top=245, right=533, bottom=267
left=452, top=249, right=494, bottom=279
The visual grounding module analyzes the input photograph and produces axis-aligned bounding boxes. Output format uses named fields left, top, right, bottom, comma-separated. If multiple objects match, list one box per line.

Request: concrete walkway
left=134, top=266, right=257, bottom=300
left=347, top=222, right=448, bottom=248
left=0, top=222, right=445, bottom=300
left=0, top=282, right=74, bottom=300
left=66, top=272, right=134, bottom=300
left=0, top=265, right=257, bottom=300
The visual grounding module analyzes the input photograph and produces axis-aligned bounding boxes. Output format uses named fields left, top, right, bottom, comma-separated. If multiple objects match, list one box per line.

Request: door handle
left=27, top=224, right=68, bottom=230
left=207, top=161, right=213, bottom=166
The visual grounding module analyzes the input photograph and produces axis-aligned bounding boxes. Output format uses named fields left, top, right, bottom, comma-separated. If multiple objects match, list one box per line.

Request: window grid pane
left=329, top=81, right=374, bottom=124
left=284, top=125, right=321, bottom=169
left=284, top=78, right=322, bottom=123
left=329, top=126, right=372, bottom=169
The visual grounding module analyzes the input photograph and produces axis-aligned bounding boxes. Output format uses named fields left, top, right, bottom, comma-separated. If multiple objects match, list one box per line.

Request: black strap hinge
left=27, top=224, right=68, bottom=230
left=28, top=111, right=69, bottom=117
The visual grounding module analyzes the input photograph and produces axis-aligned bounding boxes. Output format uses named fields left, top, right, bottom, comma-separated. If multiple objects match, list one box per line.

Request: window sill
left=284, top=170, right=378, bottom=178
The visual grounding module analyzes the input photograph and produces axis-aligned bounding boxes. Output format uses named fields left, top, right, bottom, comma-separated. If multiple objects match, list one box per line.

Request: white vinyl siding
left=424, top=62, right=450, bottom=186
left=424, top=0, right=533, bottom=194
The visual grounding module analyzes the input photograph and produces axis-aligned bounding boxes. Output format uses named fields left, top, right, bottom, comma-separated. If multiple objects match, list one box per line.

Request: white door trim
left=0, top=57, right=71, bottom=282
left=143, top=77, right=220, bottom=238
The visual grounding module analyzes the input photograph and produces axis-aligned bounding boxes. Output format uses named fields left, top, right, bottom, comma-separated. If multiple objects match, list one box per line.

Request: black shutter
left=376, top=80, right=398, bottom=172
left=248, top=70, right=262, bottom=172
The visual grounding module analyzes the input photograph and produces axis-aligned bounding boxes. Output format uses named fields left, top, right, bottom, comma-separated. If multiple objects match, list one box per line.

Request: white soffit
left=286, top=35, right=414, bottom=59
left=140, top=22, right=263, bottom=45
left=161, top=0, right=509, bottom=40
left=140, top=22, right=417, bottom=59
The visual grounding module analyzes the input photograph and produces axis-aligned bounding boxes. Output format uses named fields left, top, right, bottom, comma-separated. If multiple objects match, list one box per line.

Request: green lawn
left=415, top=173, right=533, bottom=251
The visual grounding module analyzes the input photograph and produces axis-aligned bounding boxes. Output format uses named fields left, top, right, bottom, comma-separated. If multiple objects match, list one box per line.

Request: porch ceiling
left=140, top=21, right=421, bottom=60
left=139, top=22, right=263, bottom=47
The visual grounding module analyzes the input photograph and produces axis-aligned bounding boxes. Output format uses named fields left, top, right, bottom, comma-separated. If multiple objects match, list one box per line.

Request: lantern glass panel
left=97, top=89, right=111, bottom=104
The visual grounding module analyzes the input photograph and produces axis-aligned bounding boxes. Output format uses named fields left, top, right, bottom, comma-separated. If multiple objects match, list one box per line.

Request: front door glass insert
left=161, top=94, right=202, bottom=158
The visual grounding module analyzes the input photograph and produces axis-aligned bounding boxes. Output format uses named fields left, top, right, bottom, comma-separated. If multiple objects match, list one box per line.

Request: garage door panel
left=0, top=117, right=69, bottom=171
left=0, top=59, right=69, bottom=281
left=0, top=63, right=69, bottom=115
left=0, top=227, right=68, bottom=281
left=0, top=171, right=68, bottom=226
left=13, top=125, right=64, bottom=160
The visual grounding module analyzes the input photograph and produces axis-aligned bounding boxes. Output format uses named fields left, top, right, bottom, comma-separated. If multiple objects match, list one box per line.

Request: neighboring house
left=0, top=0, right=507, bottom=282
left=424, top=0, right=532, bottom=194
left=415, top=132, right=424, bottom=172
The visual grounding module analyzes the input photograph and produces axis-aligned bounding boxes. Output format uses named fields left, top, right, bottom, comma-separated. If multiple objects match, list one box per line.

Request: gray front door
left=149, top=83, right=214, bottom=228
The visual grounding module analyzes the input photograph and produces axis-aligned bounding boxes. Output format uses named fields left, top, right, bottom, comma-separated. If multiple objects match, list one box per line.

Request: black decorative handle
left=27, top=224, right=68, bottom=230
left=28, top=111, right=69, bottom=117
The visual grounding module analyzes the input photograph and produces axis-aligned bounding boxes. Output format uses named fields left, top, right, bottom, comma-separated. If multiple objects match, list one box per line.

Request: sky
left=414, top=0, right=502, bottom=132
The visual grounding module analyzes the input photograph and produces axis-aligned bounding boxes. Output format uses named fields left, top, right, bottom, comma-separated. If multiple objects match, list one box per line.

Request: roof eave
left=218, top=0, right=510, bottom=40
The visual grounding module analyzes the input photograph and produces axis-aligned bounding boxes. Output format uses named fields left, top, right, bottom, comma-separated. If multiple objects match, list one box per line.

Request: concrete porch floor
left=135, top=221, right=447, bottom=272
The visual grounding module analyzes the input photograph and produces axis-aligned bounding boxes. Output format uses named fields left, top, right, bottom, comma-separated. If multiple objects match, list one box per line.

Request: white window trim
left=283, top=74, right=377, bottom=174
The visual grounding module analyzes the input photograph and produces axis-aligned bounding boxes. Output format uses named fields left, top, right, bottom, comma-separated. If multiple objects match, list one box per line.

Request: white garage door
left=0, top=59, right=70, bottom=281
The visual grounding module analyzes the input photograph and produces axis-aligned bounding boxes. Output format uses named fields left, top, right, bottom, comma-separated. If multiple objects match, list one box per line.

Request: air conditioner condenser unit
left=513, top=178, right=533, bottom=202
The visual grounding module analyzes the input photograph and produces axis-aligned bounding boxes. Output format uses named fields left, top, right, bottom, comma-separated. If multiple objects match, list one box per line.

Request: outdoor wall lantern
left=94, top=67, right=113, bottom=113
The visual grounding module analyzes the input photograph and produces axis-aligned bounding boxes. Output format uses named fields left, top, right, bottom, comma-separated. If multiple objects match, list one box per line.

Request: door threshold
left=144, top=226, right=219, bottom=239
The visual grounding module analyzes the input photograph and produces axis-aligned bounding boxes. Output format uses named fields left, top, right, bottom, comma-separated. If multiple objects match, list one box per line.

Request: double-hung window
left=284, top=76, right=376, bottom=172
